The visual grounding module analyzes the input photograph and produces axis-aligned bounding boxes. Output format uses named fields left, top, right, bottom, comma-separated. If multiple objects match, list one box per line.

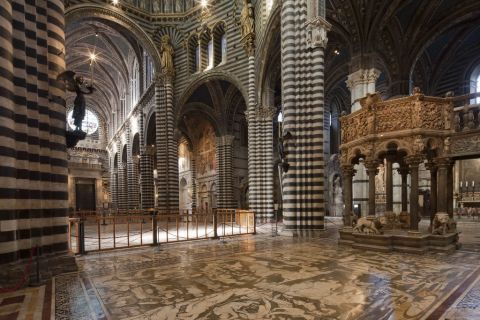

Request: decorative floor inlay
left=53, top=231, right=480, bottom=320
left=2, top=221, right=480, bottom=319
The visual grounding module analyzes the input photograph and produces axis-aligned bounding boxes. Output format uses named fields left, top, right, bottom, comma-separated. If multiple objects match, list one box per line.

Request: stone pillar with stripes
left=117, top=139, right=128, bottom=210
left=139, top=111, right=155, bottom=209
left=155, top=73, right=179, bottom=214
left=0, top=0, right=70, bottom=263
left=216, top=135, right=235, bottom=208
left=191, top=158, right=197, bottom=210
left=110, top=153, right=119, bottom=210
left=126, top=126, right=139, bottom=209
left=281, top=0, right=330, bottom=230
left=255, top=106, right=276, bottom=220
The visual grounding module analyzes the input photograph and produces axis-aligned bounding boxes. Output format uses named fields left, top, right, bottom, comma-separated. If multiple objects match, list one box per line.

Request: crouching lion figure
left=353, top=216, right=387, bottom=234
left=432, top=213, right=456, bottom=235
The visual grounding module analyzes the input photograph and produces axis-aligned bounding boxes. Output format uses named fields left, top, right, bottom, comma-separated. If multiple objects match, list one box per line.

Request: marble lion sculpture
left=353, top=216, right=387, bottom=234
left=432, top=213, right=456, bottom=235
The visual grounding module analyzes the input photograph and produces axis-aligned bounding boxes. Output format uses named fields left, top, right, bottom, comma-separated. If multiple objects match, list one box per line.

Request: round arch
left=176, top=71, right=248, bottom=116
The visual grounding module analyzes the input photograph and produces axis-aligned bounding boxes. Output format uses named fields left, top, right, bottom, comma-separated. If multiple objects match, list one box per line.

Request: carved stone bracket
left=242, top=33, right=255, bottom=57
left=305, top=16, right=331, bottom=49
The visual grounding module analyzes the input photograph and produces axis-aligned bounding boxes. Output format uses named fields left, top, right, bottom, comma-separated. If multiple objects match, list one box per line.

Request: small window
left=477, top=74, right=480, bottom=104
left=221, top=34, right=227, bottom=63
left=207, top=40, right=214, bottom=69
left=195, top=44, right=201, bottom=72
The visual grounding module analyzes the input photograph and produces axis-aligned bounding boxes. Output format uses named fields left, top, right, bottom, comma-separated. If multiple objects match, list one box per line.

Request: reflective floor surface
left=1, top=220, right=480, bottom=319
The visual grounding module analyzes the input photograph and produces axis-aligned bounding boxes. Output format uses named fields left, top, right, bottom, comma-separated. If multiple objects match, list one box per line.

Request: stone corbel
left=305, top=16, right=331, bottom=49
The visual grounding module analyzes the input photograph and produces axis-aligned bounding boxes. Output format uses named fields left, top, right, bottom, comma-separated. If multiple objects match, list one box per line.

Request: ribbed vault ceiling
left=65, top=20, right=144, bottom=125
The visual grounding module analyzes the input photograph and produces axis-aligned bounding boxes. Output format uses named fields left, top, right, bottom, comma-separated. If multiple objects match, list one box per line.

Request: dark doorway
left=76, top=179, right=96, bottom=211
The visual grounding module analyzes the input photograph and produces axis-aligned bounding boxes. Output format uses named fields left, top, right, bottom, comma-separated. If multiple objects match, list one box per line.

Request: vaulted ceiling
left=65, top=20, right=145, bottom=126
left=325, top=0, right=480, bottom=109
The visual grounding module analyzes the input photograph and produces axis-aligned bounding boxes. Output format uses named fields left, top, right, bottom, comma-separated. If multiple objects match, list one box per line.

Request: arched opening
left=178, top=137, right=193, bottom=213
left=178, top=78, right=248, bottom=211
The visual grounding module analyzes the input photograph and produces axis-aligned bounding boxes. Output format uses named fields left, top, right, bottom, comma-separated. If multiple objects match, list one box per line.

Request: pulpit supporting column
left=341, top=165, right=355, bottom=226
left=365, top=161, right=378, bottom=216
left=385, top=154, right=395, bottom=212
left=405, top=156, right=423, bottom=230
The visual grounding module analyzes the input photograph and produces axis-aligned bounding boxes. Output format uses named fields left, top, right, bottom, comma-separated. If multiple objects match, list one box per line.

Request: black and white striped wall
left=0, top=0, right=69, bottom=263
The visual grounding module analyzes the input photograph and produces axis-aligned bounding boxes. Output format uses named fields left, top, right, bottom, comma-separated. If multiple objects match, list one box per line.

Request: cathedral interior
left=2, top=0, right=480, bottom=319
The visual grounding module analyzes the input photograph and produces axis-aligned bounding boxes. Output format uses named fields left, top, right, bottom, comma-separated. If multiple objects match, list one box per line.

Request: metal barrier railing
left=68, top=209, right=256, bottom=254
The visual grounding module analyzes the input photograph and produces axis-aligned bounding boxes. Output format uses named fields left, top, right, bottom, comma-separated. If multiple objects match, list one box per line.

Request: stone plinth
left=339, top=228, right=459, bottom=254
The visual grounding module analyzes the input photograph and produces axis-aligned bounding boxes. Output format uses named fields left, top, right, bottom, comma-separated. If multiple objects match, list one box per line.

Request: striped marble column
left=139, top=111, right=154, bottom=209
left=246, top=55, right=260, bottom=216
left=216, top=135, right=235, bottom=208
left=155, top=75, right=179, bottom=214
left=255, top=107, right=276, bottom=220
left=281, top=0, right=330, bottom=230
left=126, top=127, right=140, bottom=209
left=0, top=0, right=69, bottom=263
left=190, top=158, right=197, bottom=210
left=110, top=155, right=119, bottom=210
left=117, top=140, right=128, bottom=210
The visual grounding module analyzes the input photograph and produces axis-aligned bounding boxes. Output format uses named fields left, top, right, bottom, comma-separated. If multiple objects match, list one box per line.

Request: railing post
left=78, top=218, right=85, bottom=254
left=253, top=211, right=256, bottom=235
left=212, top=209, right=219, bottom=239
left=152, top=210, right=158, bottom=246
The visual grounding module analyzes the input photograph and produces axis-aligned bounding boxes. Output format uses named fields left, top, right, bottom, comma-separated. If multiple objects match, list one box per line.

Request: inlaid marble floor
left=2, top=221, right=480, bottom=319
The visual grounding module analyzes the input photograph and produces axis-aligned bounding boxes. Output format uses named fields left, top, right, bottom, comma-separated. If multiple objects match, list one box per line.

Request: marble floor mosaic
left=2, top=220, right=480, bottom=319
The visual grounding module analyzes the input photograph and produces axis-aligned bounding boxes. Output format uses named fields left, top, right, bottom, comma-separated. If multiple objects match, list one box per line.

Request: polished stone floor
left=2, top=219, right=480, bottom=319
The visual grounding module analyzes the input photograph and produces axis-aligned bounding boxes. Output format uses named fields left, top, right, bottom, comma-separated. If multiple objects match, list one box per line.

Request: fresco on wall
left=197, top=125, right=216, bottom=177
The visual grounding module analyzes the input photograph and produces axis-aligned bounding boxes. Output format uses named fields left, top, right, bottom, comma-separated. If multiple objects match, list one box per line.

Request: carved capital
left=256, top=106, right=277, bottom=121
left=216, top=135, right=235, bottom=147
left=341, top=164, right=356, bottom=177
left=364, top=160, right=379, bottom=174
left=346, top=68, right=381, bottom=89
left=397, top=165, right=409, bottom=177
left=425, top=161, right=437, bottom=173
left=404, top=155, right=424, bottom=167
left=145, top=145, right=156, bottom=156
left=434, top=157, right=453, bottom=169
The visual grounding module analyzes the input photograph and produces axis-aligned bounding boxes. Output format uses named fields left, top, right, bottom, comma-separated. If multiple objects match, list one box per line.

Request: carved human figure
left=332, top=175, right=343, bottom=216
left=57, top=71, right=94, bottom=131
left=375, top=163, right=385, bottom=193
left=240, top=0, right=254, bottom=38
left=160, top=35, right=175, bottom=75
